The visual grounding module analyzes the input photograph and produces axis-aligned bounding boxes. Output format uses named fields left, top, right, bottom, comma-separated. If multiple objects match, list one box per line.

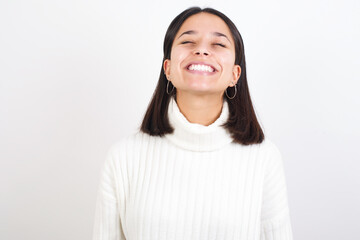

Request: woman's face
left=164, top=12, right=241, bottom=96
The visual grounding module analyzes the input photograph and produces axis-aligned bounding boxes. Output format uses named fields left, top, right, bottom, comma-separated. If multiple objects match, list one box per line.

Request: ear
left=230, top=65, right=241, bottom=86
left=163, top=59, right=171, bottom=80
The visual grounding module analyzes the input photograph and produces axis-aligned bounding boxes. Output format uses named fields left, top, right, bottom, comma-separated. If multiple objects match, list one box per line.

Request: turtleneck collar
left=165, top=96, right=233, bottom=152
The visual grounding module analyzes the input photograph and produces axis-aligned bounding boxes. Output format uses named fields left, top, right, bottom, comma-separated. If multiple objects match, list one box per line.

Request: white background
left=1, top=0, right=359, bottom=239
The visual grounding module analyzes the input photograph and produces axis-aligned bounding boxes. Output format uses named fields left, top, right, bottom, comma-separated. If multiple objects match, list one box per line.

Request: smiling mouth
left=187, top=63, right=216, bottom=73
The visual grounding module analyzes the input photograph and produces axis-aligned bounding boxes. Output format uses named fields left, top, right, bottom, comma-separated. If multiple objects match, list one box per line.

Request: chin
left=176, top=79, right=223, bottom=94
left=181, top=87, right=221, bottom=96
left=185, top=83, right=212, bottom=91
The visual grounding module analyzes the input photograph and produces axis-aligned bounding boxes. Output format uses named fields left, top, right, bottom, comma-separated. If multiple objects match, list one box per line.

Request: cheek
left=219, top=53, right=236, bottom=73
left=170, top=48, right=188, bottom=70
left=221, top=51, right=235, bottom=64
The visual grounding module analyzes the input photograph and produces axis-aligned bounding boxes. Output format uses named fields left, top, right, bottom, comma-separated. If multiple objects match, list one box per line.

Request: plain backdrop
left=1, top=0, right=359, bottom=239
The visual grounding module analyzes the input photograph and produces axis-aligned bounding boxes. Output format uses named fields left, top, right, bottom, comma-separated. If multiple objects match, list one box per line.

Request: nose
left=194, top=47, right=210, bottom=56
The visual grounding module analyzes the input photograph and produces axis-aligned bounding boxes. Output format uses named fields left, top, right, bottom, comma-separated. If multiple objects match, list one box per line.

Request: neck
left=175, top=91, right=224, bottom=126
left=165, top=95, right=232, bottom=151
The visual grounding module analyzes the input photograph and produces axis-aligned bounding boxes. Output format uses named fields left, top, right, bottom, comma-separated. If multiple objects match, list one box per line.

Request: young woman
left=93, top=7, right=293, bottom=240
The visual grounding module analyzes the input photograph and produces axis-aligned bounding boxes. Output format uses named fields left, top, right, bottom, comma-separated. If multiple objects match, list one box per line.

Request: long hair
left=140, top=7, right=264, bottom=145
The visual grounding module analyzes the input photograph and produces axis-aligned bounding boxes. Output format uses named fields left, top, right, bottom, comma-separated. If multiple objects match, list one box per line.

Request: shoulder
left=104, top=132, right=164, bottom=174
left=258, top=138, right=284, bottom=170
left=238, top=137, right=281, bottom=156
left=107, top=131, right=162, bottom=156
left=236, top=137, right=283, bottom=167
left=102, top=132, right=147, bottom=172
left=261, top=138, right=282, bottom=156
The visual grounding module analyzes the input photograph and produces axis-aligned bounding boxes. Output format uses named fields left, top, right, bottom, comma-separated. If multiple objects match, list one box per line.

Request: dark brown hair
left=140, top=7, right=265, bottom=145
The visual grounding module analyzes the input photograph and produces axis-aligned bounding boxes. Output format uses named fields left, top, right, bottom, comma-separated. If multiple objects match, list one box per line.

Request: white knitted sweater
left=93, top=97, right=293, bottom=240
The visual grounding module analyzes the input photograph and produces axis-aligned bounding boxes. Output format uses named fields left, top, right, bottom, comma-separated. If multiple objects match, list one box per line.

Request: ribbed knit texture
left=93, top=97, right=293, bottom=240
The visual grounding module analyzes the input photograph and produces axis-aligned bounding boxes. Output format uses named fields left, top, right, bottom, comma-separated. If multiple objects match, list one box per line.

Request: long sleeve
left=260, top=142, right=294, bottom=240
left=93, top=145, right=127, bottom=240
left=92, top=121, right=295, bottom=239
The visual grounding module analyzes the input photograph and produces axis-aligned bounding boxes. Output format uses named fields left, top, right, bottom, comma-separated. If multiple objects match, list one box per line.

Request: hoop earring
left=225, top=85, right=237, bottom=99
left=166, top=80, right=175, bottom=94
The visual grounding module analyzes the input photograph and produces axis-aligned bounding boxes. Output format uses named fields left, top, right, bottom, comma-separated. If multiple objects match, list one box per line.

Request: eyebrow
left=177, top=30, right=231, bottom=43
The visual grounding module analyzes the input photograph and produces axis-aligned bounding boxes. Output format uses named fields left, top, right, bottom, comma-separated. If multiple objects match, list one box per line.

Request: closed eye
left=181, top=41, right=194, bottom=44
left=214, top=43, right=226, bottom=47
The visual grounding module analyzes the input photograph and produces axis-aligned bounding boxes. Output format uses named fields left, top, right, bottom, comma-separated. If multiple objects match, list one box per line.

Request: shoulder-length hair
left=140, top=7, right=265, bottom=145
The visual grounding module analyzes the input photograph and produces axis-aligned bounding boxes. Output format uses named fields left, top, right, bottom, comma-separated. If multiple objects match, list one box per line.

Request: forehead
left=175, top=12, right=233, bottom=40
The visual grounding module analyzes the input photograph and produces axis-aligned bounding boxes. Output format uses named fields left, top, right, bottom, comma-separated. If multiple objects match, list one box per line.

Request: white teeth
left=188, top=64, right=214, bottom=72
